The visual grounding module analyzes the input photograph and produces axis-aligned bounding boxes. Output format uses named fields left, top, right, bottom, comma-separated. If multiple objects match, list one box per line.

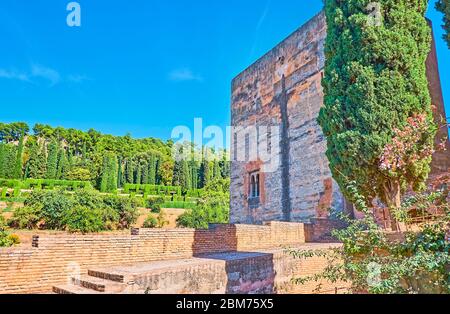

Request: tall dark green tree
left=0, top=143, right=6, bottom=178
left=318, top=0, right=435, bottom=230
left=46, top=140, right=58, bottom=179
left=56, top=148, right=68, bottom=179
left=199, top=159, right=211, bottom=188
left=117, top=157, right=123, bottom=187
left=125, top=159, right=134, bottom=184
left=141, top=160, right=149, bottom=184
left=26, top=142, right=47, bottom=179
left=149, top=155, right=157, bottom=184
left=13, top=134, right=24, bottom=179
left=100, top=153, right=118, bottom=192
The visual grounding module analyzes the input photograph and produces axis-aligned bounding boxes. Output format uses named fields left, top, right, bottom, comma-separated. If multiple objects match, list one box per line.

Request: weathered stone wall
left=0, top=222, right=308, bottom=294
left=230, top=12, right=449, bottom=225
left=231, top=12, right=344, bottom=224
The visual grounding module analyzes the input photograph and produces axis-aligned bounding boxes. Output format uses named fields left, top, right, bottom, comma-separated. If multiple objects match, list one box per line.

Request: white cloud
left=31, top=64, right=61, bottom=86
left=0, top=69, right=30, bottom=82
left=0, top=65, right=89, bottom=86
left=168, top=68, right=203, bottom=82
left=67, top=74, right=91, bottom=83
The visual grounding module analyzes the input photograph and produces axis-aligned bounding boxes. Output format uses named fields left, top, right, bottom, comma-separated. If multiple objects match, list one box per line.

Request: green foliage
left=0, top=215, right=20, bottom=247
left=102, top=195, right=140, bottom=229
left=46, top=140, right=58, bottom=179
left=177, top=178, right=230, bottom=229
left=100, top=154, right=118, bottom=192
left=13, top=135, right=24, bottom=179
left=289, top=182, right=450, bottom=294
left=318, top=0, right=435, bottom=215
left=25, top=190, right=75, bottom=230
left=436, top=0, right=450, bottom=48
left=143, top=215, right=158, bottom=228
left=65, top=167, right=92, bottom=181
left=64, top=206, right=105, bottom=234
left=8, top=206, right=42, bottom=229
left=146, top=196, right=165, bottom=213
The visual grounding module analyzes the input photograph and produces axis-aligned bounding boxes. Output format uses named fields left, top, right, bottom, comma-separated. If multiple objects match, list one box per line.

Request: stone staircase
left=53, top=270, right=130, bottom=294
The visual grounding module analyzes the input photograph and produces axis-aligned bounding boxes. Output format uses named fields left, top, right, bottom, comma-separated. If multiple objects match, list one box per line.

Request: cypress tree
left=100, top=154, right=118, bottom=192
left=135, top=162, right=142, bottom=185
left=3, top=145, right=17, bottom=179
left=141, top=160, right=149, bottom=184
left=199, top=159, right=210, bottom=188
left=56, top=148, right=68, bottom=179
left=125, top=159, right=134, bottom=184
left=318, top=0, right=434, bottom=230
left=0, top=143, right=5, bottom=178
left=26, top=142, right=47, bottom=179
left=13, top=134, right=24, bottom=179
left=46, top=140, right=58, bottom=179
left=107, top=155, right=118, bottom=192
left=149, top=155, right=156, bottom=184
left=117, top=156, right=123, bottom=188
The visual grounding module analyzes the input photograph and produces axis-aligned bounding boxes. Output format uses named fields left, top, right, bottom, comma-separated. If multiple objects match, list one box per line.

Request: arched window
left=249, top=172, right=260, bottom=199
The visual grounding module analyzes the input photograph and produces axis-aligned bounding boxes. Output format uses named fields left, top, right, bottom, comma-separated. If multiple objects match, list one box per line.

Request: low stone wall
left=0, top=222, right=308, bottom=294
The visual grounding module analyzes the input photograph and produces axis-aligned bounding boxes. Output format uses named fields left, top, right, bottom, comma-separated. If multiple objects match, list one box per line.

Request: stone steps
left=53, top=284, right=104, bottom=294
left=53, top=274, right=129, bottom=294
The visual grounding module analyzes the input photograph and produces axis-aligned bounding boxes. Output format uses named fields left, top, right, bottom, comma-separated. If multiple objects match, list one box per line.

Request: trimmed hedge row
left=0, top=179, right=93, bottom=191
left=123, top=184, right=182, bottom=196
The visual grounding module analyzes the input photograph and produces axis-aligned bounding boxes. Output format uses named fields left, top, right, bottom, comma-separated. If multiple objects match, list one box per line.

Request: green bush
left=0, top=216, right=20, bottom=247
left=8, top=206, right=41, bottom=229
left=146, top=196, right=165, bottom=213
left=143, top=215, right=158, bottom=228
left=64, top=206, right=105, bottom=234
left=25, top=190, right=74, bottom=230
left=102, top=195, right=139, bottom=229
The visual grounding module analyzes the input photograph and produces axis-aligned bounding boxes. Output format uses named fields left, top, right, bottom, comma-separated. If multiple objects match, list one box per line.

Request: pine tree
left=46, top=140, right=58, bottom=179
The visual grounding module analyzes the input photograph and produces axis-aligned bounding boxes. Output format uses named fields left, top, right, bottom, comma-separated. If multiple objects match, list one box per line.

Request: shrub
left=146, top=196, right=165, bottom=213
left=143, top=215, right=158, bottom=228
left=98, top=207, right=120, bottom=231
left=73, top=189, right=103, bottom=209
left=102, top=195, right=139, bottom=229
left=25, top=190, right=74, bottom=230
left=8, top=206, right=41, bottom=229
left=0, top=216, right=20, bottom=247
left=64, top=206, right=105, bottom=234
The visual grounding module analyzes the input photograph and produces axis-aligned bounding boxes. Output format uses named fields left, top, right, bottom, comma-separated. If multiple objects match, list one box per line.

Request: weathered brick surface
left=0, top=222, right=307, bottom=294
left=230, top=12, right=449, bottom=225
left=230, top=12, right=344, bottom=225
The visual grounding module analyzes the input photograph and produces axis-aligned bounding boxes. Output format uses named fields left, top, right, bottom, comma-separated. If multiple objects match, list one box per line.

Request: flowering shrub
left=288, top=182, right=450, bottom=294
left=379, top=114, right=435, bottom=175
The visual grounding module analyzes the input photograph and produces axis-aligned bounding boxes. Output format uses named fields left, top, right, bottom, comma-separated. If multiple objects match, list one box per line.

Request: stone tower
left=230, top=11, right=449, bottom=225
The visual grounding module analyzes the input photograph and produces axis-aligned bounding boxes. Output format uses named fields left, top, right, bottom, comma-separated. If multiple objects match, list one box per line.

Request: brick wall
left=0, top=222, right=307, bottom=294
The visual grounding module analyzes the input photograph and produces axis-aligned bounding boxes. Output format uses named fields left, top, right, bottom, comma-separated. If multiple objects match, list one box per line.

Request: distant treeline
left=0, top=122, right=230, bottom=193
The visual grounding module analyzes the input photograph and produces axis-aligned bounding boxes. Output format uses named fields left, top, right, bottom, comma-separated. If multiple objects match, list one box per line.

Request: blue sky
left=0, top=1, right=448, bottom=141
